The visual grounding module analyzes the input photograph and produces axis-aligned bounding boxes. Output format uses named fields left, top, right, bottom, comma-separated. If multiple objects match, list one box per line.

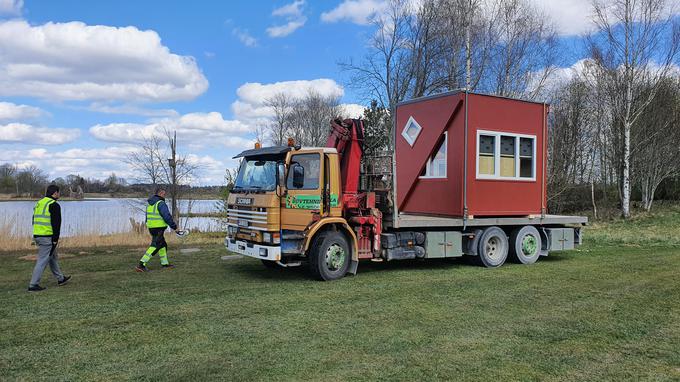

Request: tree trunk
left=591, top=179, right=598, bottom=220
left=621, top=122, right=631, bottom=218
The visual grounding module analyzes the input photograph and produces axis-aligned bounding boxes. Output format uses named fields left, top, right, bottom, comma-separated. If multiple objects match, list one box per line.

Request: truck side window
left=287, top=153, right=320, bottom=190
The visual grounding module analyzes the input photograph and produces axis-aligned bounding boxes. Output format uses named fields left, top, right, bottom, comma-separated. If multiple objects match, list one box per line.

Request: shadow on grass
left=538, top=253, right=574, bottom=263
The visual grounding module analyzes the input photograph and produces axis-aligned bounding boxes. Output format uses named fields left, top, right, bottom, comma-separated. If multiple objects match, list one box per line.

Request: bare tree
left=156, top=130, right=200, bottom=223
left=15, top=165, right=48, bottom=197
left=125, top=135, right=164, bottom=186
left=484, top=0, right=558, bottom=98
left=633, top=76, right=680, bottom=211
left=125, top=130, right=200, bottom=227
left=287, top=90, right=343, bottom=146
left=340, top=0, right=414, bottom=113
left=588, top=0, right=680, bottom=218
left=264, top=92, right=293, bottom=145
left=0, top=163, right=17, bottom=194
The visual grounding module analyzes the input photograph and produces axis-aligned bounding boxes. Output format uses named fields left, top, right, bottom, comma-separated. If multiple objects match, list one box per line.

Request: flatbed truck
left=224, top=91, right=587, bottom=280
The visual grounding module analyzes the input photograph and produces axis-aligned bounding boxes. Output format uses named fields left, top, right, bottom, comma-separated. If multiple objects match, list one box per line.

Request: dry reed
left=0, top=216, right=223, bottom=253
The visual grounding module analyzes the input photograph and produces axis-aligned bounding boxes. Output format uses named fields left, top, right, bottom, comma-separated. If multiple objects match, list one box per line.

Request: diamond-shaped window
left=402, top=116, right=422, bottom=146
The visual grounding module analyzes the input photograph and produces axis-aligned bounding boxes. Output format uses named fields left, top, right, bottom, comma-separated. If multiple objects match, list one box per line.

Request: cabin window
left=420, top=132, right=447, bottom=178
left=478, top=134, right=496, bottom=176
left=402, top=116, right=422, bottom=146
left=477, top=131, right=535, bottom=180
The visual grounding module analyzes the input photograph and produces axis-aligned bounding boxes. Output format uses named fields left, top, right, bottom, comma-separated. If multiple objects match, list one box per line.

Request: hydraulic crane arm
left=326, top=118, right=365, bottom=195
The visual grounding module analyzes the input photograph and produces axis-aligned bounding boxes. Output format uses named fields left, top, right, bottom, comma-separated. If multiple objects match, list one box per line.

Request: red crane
left=326, top=118, right=382, bottom=258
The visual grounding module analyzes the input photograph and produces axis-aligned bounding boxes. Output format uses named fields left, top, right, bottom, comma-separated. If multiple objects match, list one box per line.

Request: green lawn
left=1, top=214, right=679, bottom=381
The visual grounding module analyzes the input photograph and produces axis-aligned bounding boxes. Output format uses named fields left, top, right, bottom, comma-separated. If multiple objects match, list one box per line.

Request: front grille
left=226, top=206, right=268, bottom=231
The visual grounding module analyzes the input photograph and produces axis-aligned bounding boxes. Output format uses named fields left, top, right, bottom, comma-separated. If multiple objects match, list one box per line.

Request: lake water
left=0, top=198, right=225, bottom=238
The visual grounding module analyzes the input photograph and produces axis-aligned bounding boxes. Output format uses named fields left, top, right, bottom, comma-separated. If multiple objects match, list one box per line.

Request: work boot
left=58, top=275, right=71, bottom=286
left=161, top=264, right=175, bottom=269
left=28, top=285, right=46, bottom=292
left=135, top=264, right=150, bottom=272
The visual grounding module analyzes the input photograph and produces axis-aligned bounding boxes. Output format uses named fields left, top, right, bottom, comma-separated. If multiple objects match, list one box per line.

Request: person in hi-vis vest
left=136, top=186, right=179, bottom=272
left=28, top=184, right=71, bottom=292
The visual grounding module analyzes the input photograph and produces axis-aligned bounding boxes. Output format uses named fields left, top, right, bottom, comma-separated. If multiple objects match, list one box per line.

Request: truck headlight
left=259, top=248, right=268, bottom=257
left=228, top=226, right=237, bottom=236
left=263, top=232, right=271, bottom=243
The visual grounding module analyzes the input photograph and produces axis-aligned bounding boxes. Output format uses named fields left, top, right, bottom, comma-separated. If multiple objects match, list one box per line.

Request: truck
left=224, top=90, right=587, bottom=280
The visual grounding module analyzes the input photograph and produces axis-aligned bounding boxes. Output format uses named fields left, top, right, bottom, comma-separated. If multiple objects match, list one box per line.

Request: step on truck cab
left=225, top=91, right=587, bottom=280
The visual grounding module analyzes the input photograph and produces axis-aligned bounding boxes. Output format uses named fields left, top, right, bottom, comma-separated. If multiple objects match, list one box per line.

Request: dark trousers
left=149, top=228, right=167, bottom=254
left=139, top=228, right=170, bottom=265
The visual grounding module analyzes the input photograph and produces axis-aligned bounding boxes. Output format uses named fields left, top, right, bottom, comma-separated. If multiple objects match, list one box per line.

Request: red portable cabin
left=394, top=91, right=548, bottom=218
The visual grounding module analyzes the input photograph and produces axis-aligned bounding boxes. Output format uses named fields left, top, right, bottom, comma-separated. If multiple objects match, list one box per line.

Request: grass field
left=1, top=211, right=679, bottom=381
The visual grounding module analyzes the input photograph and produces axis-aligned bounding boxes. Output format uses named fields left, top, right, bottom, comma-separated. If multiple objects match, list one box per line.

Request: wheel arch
left=304, top=218, right=359, bottom=274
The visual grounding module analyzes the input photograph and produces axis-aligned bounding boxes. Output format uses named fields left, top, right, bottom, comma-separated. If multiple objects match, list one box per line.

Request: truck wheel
left=477, top=226, right=508, bottom=268
left=509, top=226, right=541, bottom=264
left=308, top=231, right=350, bottom=281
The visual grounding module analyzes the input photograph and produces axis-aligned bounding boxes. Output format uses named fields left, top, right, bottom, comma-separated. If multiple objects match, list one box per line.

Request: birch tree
left=588, top=0, right=680, bottom=218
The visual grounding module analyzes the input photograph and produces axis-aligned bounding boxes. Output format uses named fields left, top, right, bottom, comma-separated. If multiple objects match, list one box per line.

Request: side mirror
left=292, top=163, right=305, bottom=189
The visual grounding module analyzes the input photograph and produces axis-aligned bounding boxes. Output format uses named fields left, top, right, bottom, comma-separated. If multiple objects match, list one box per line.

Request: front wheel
left=308, top=231, right=350, bottom=281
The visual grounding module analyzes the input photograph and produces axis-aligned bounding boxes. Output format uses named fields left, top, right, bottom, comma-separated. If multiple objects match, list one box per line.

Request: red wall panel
left=395, top=91, right=547, bottom=218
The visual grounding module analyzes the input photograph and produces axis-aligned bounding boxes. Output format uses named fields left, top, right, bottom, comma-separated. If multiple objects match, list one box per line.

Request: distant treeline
left=0, top=163, right=222, bottom=198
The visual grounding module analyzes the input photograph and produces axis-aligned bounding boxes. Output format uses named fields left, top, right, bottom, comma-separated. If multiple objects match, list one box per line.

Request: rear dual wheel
left=477, top=226, right=509, bottom=267
left=509, top=226, right=542, bottom=264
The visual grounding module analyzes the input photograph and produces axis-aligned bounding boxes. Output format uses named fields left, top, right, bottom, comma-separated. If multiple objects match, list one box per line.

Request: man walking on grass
left=28, top=185, right=71, bottom=292
left=136, top=186, right=179, bottom=272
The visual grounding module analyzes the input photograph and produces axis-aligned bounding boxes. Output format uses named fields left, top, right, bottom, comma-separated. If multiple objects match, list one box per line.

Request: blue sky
left=0, top=0, right=633, bottom=184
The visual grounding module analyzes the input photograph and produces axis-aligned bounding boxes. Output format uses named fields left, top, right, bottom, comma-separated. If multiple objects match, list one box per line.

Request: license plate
left=236, top=197, right=253, bottom=205
left=238, top=219, right=249, bottom=227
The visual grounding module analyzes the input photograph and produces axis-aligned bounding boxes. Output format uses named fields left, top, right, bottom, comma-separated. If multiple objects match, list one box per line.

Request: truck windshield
left=233, top=159, right=278, bottom=192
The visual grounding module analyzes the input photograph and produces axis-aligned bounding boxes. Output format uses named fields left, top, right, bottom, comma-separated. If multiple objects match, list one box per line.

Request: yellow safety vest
left=146, top=200, right=168, bottom=229
left=33, top=197, right=55, bottom=236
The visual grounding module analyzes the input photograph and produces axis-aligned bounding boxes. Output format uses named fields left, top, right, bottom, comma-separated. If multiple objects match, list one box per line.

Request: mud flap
left=347, top=259, right=358, bottom=275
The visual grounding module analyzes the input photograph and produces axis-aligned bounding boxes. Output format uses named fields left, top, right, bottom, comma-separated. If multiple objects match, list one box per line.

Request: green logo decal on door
left=286, top=194, right=339, bottom=209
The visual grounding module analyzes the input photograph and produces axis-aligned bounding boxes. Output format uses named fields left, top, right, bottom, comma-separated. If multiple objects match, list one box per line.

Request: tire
left=509, top=226, right=542, bottom=264
left=308, top=231, right=351, bottom=281
left=261, top=259, right=282, bottom=269
left=476, top=226, right=509, bottom=268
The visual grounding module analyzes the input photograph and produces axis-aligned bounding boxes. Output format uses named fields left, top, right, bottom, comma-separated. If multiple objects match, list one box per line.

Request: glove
left=175, top=230, right=189, bottom=238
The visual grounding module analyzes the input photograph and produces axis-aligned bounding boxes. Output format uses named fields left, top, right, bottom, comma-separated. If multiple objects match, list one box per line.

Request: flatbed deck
left=391, top=214, right=588, bottom=229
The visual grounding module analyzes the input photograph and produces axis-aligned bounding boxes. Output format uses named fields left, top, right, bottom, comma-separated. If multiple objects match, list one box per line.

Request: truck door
left=281, top=152, right=323, bottom=231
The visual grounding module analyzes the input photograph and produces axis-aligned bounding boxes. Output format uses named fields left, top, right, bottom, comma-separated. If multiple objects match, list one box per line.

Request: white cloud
left=0, top=101, right=44, bottom=121
left=273, top=0, right=305, bottom=17
left=528, top=0, right=596, bottom=36
left=0, top=20, right=208, bottom=102
left=233, top=78, right=344, bottom=123
left=85, top=103, right=179, bottom=118
left=232, top=28, right=258, bottom=47
left=266, top=19, right=307, bottom=38
left=321, top=0, right=388, bottom=25
left=1, top=145, right=230, bottom=185
left=89, top=111, right=254, bottom=149
left=340, top=103, right=366, bottom=118
left=0, top=0, right=22, bottom=16
left=0, top=123, right=80, bottom=145
left=267, top=0, right=307, bottom=37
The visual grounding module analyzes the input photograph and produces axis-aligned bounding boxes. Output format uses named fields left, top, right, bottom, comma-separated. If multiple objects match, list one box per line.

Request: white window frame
left=476, top=129, right=536, bottom=181
left=401, top=116, right=422, bottom=147
left=419, top=132, right=447, bottom=179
